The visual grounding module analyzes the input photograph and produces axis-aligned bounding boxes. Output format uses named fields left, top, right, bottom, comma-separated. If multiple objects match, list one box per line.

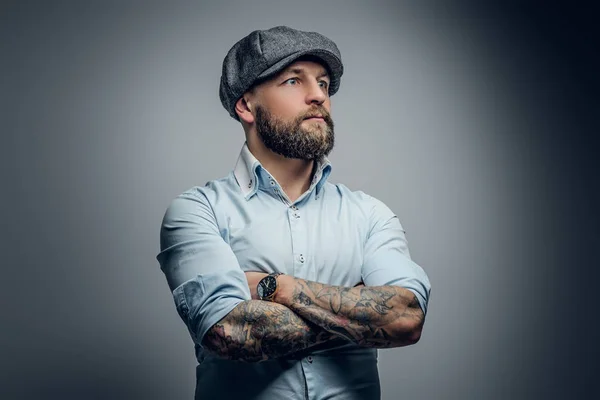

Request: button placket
left=289, top=205, right=306, bottom=273
left=292, top=204, right=300, bottom=218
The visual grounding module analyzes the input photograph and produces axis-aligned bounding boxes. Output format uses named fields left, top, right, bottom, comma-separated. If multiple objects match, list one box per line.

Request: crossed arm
left=160, top=192, right=429, bottom=363
left=202, top=298, right=343, bottom=362
left=202, top=272, right=425, bottom=362
left=275, top=275, right=424, bottom=348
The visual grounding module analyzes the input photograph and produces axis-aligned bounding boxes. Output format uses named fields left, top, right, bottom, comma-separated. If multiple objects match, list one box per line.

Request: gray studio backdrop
left=2, top=1, right=596, bottom=400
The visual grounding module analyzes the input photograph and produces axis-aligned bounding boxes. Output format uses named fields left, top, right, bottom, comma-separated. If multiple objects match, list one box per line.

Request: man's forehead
left=280, top=59, right=330, bottom=77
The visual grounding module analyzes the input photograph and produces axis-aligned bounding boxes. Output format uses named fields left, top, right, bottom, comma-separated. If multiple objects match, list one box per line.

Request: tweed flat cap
left=219, top=26, right=344, bottom=120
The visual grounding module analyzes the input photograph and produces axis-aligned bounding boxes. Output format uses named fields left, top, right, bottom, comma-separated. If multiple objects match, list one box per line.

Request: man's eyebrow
left=317, top=70, right=330, bottom=79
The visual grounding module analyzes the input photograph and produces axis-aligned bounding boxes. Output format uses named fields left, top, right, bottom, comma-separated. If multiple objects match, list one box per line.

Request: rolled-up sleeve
left=361, top=195, right=431, bottom=315
left=156, top=190, right=251, bottom=346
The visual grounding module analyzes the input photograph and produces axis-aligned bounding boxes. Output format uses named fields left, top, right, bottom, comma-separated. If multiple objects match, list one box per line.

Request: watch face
left=259, top=275, right=277, bottom=299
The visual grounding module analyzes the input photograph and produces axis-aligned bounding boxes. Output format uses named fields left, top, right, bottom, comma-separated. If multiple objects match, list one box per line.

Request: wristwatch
left=257, top=272, right=284, bottom=301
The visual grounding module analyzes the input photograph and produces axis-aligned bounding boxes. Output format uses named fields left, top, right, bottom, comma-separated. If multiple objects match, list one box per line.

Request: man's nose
left=305, top=80, right=327, bottom=105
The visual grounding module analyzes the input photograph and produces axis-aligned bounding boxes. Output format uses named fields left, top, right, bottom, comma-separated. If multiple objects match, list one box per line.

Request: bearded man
left=157, top=26, right=431, bottom=400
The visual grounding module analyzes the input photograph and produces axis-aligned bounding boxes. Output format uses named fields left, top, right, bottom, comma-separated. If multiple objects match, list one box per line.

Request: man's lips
left=304, top=115, right=325, bottom=121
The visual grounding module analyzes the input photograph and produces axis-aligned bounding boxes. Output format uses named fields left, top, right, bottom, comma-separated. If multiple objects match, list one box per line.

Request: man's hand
left=245, top=271, right=268, bottom=300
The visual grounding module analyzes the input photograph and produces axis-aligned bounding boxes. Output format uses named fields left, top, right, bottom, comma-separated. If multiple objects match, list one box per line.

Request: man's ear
left=235, top=96, right=255, bottom=124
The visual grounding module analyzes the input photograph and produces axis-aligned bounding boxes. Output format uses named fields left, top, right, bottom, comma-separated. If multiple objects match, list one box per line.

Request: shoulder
left=161, top=173, right=238, bottom=224
left=326, top=183, right=401, bottom=236
left=326, top=182, right=394, bottom=216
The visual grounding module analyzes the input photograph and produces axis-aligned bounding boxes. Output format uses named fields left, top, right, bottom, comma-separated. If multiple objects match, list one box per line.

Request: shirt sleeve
left=361, top=195, right=431, bottom=315
left=156, top=190, right=251, bottom=346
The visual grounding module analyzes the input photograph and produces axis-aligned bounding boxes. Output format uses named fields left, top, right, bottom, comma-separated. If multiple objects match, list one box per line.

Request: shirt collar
left=233, top=142, right=332, bottom=200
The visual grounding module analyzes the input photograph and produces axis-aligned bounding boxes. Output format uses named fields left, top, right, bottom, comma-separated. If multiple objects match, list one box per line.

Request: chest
left=218, top=197, right=367, bottom=286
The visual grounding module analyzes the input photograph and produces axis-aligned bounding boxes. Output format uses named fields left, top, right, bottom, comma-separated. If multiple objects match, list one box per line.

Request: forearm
left=202, top=299, right=344, bottom=362
left=274, top=277, right=424, bottom=348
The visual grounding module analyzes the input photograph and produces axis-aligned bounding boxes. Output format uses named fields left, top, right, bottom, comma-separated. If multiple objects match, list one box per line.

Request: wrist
left=272, top=274, right=295, bottom=305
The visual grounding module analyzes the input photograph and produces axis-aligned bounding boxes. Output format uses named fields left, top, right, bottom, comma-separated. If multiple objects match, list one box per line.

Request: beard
left=255, top=105, right=335, bottom=161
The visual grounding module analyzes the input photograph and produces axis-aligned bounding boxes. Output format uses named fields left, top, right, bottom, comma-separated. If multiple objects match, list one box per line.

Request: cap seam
left=256, top=30, right=264, bottom=58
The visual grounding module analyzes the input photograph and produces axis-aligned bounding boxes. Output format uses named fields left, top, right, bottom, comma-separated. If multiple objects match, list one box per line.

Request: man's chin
left=301, top=119, right=327, bottom=130
left=299, top=125, right=330, bottom=140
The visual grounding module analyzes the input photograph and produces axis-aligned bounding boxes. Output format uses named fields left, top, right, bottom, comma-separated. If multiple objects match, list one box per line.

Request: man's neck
left=247, top=137, right=315, bottom=203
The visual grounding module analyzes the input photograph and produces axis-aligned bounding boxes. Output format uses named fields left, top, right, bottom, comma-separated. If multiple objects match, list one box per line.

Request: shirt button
left=270, top=180, right=275, bottom=186
left=299, top=254, right=305, bottom=263
left=307, top=356, right=313, bottom=363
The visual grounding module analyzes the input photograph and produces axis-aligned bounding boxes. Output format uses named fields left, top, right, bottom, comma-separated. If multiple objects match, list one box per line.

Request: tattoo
left=297, top=292, right=313, bottom=306
left=202, top=300, right=340, bottom=362
left=283, top=280, right=425, bottom=348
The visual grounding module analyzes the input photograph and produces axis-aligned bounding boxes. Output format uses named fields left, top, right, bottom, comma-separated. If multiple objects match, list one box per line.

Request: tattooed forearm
left=202, top=300, right=343, bottom=362
left=275, top=278, right=425, bottom=348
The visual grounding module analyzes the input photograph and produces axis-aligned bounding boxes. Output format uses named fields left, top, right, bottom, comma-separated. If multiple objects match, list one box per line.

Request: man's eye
left=285, top=78, right=298, bottom=85
left=319, top=80, right=329, bottom=89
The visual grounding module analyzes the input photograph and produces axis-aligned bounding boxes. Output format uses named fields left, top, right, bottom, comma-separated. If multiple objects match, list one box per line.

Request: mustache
left=299, top=106, right=333, bottom=124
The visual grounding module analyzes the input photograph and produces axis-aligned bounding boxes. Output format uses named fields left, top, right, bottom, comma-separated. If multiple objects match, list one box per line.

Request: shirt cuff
left=362, top=257, right=431, bottom=316
left=173, top=269, right=251, bottom=346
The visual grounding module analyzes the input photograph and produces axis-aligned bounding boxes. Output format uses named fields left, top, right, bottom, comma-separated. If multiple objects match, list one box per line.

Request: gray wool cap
left=219, top=26, right=344, bottom=120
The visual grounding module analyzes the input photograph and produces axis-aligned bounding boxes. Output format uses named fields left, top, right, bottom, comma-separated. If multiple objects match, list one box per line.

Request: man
left=157, top=26, right=431, bottom=399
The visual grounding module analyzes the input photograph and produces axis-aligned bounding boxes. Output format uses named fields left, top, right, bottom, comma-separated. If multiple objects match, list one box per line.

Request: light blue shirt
left=157, top=143, right=431, bottom=399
